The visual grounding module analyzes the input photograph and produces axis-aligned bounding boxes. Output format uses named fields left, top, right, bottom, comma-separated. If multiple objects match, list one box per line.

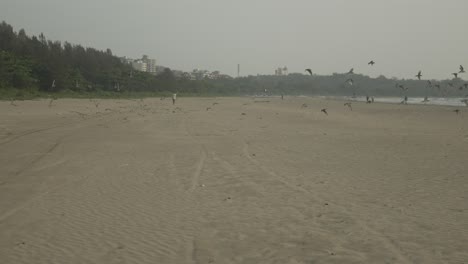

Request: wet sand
left=1, top=97, right=467, bottom=263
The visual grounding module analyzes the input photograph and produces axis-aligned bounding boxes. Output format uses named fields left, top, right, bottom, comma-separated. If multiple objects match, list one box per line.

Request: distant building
left=275, top=66, right=288, bottom=76
left=120, top=56, right=134, bottom=65
left=143, top=55, right=157, bottom=74
left=121, top=55, right=157, bottom=74
left=131, top=60, right=147, bottom=72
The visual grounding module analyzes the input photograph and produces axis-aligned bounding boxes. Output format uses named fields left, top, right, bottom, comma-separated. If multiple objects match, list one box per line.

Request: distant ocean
left=339, top=96, right=468, bottom=107
left=291, top=95, right=468, bottom=107
left=253, top=94, right=468, bottom=107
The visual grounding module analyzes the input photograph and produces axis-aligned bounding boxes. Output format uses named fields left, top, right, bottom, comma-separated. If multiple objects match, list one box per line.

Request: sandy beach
left=0, top=97, right=467, bottom=264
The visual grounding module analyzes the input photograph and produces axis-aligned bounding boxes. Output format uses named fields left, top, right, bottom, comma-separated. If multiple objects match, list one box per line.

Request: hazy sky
left=2, top=0, right=468, bottom=79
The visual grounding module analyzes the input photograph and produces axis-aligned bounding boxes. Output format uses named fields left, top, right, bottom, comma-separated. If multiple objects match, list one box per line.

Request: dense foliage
left=1, top=21, right=466, bottom=99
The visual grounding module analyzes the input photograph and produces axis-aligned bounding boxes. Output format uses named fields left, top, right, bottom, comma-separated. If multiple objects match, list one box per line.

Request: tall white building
left=122, top=55, right=157, bottom=74
left=145, top=58, right=156, bottom=74
left=131, top=60, right=147, bottom=72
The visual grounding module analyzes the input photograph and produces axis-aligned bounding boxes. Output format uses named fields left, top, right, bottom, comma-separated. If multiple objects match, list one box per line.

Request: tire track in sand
left=188, top=150, right=207, bottom=193
left=180, top=114, right=208, bottom=194
left=241, top=141, right=412, bottom=264
left=13, top=138, right=63, bottom=177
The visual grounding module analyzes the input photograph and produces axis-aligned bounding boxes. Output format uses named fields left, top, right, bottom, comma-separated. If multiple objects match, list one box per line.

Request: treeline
left=0, top=21, right=243, bottom=98
left=1, top=21, right=466, bottom=99
left=0, top=21, right=161, bottom=96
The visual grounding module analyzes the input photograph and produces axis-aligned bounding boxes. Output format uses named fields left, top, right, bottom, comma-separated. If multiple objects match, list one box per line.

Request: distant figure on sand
left=281, top=94, right=284, bottom=100
left=172, top=93, right=177, bottom=105
left=402, top=96, right=408, bottom=104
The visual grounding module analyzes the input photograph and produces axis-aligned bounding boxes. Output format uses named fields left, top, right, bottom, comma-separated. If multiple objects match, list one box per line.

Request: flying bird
left=321, top=108, right=328, bottom=115
left=460, top=65, right=465, bottom=73
left=344, top=102, right=352, bottom=111
left=415, top=71, right=422, bottom=80
left=452, top=72, right=458, bottom=78
left=348, top=68, right=354, bottom=74
left=368, top=60, right=375, bottom=66
left=305, top=69, right=312, bottom=75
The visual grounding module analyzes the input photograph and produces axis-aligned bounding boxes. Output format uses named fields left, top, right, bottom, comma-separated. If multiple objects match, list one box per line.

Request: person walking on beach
left=172, top=93, right=177, bottom=105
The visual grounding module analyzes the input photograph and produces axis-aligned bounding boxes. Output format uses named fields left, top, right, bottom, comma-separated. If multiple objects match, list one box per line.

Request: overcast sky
left=1, top=0, right=467, bottom=79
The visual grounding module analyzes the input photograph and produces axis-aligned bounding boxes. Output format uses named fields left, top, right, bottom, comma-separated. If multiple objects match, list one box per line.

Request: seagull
left=460, top=65, right=465, bottom=73
left=321, top=108, right=328, bottom=115
left=415, top=71, right=422, bottom=80
left=452, top=72, right=458, bottom=78
left=348, top=68, right=354, bottom=74
left=346, top=78, right=354, bottom=85
left=305, top=69, right=312, bottom=75
left=368, top=60, right=375, bottom=66
left=344, top=102, right=352, bottom=111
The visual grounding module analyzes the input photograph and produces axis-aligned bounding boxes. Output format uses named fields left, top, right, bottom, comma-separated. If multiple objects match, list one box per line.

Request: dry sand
left=0, top=97, right=467, bottom=264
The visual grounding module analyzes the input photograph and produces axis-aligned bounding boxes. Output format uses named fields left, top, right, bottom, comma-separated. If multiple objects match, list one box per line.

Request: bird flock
left=305, top=61, right=466, bottom=114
